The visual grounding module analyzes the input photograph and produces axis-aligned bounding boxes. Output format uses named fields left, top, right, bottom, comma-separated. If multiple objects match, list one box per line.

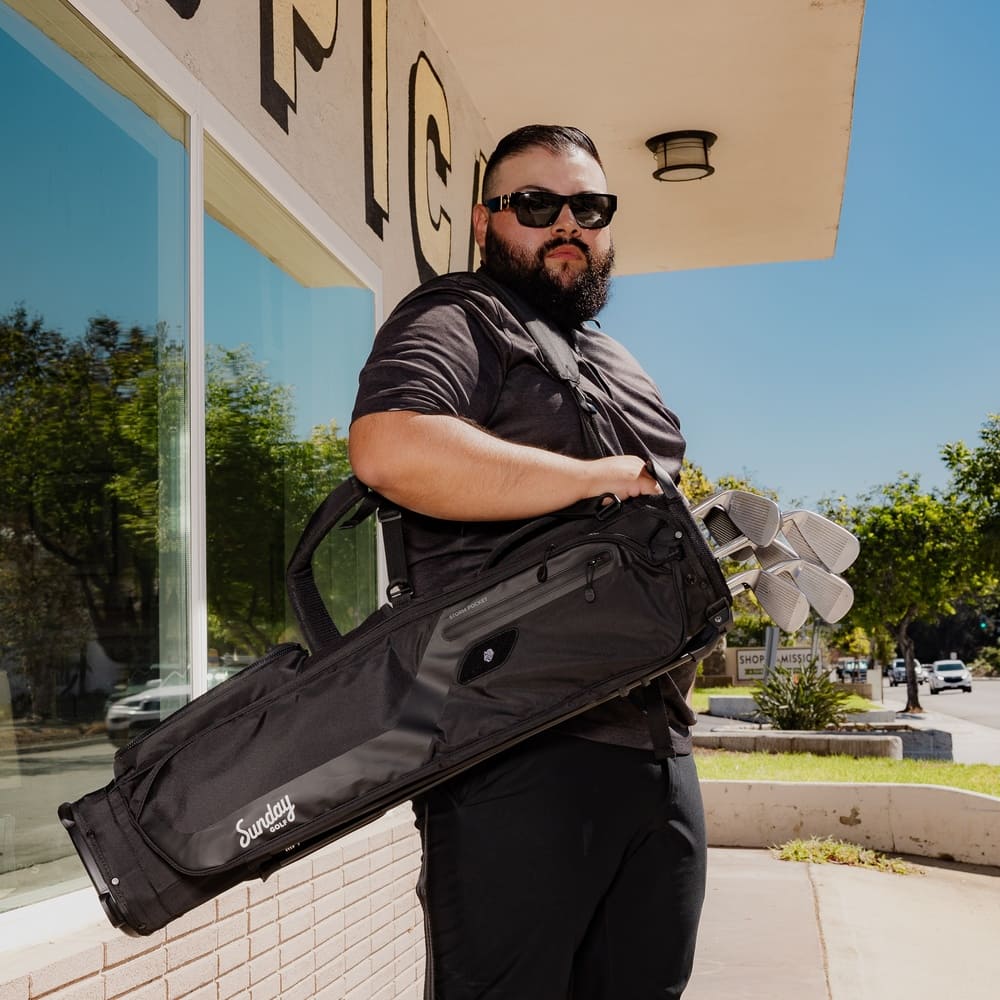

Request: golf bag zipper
left=441, top=548, right=614, bottom=640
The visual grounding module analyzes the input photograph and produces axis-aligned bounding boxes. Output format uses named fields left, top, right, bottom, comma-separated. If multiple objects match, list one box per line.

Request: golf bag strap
left=635, top=683, right=677, bottom=761
left=377, top=504, right=413, bottom=604
left=472, top=272, right=609, bottom=459
left=471, top=275, right=693, bottom=759
left=286, top=476, right=411, bottom=650
left=286, top=476, right=371, bottom=651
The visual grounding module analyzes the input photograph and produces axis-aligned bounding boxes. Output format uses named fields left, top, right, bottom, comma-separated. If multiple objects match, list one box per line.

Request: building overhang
left=420, top=0, right=866, bottom=275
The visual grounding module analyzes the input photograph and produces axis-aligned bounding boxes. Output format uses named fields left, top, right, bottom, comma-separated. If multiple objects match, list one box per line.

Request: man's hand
left=349, top=412, right=662, bottom=521
left=588, top=455, right=661, bottom=501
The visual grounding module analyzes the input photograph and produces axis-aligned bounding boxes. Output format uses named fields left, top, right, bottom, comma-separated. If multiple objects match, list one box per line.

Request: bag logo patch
left=236, top=794, right=296, bottom=849
left=483, top=648, right=495, bottom=663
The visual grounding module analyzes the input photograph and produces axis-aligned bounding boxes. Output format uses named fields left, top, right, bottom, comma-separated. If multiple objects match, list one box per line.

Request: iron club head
left=727, top=567, right=810, bottom=632
left=780, top=510, right=860, bottom=575
left=721, top=512, right=860, bottom=574
left=767, top=559, right=854, bottom=624
left=692, top=490, right=781, bottom=548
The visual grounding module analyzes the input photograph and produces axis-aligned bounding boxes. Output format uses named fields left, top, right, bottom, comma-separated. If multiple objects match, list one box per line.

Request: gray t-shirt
left=351, top=271, right=697, bottom=751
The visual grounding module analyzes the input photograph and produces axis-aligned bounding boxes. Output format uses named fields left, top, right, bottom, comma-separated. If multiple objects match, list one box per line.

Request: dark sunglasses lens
left=514, top=192, right=563, bottom=227
left=507, top=192, right=616, bottom=228
left=569, top=194, right=615, bottom=228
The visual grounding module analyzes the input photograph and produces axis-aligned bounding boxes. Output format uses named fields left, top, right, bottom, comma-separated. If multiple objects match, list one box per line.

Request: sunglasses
left=483, top=191, right=618, bottom=229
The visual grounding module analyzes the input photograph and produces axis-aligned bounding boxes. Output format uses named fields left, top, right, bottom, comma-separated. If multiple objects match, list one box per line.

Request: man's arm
left=349, top=411, right=660, bottom=521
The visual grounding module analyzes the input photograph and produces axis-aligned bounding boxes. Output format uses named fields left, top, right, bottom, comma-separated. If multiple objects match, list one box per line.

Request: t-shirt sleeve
left=351, top=294, right=508, bottom=427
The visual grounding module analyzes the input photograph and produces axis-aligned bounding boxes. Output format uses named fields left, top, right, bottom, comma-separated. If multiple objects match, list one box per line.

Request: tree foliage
left=0, top=308, right=370, bottom=718
left=831, top=476, right=992, bottom=711
left=943, top=412, right=1000, bottom=571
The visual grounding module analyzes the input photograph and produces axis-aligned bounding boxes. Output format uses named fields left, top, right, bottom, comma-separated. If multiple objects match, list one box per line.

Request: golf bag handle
left=285, top=476, right=373, bottom=652
left=646, top=459, right=683, bottom=501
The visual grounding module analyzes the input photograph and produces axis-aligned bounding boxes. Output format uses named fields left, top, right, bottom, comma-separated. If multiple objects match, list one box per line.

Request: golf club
left=717, top=510, right=859, bottom=574
left=765, top=558, right=854, bottom=624
left=780, top=510, right=860, bottom=575
left=727, top=567, right=811, bottom=632
left=691, top=490, right=781, bottom=548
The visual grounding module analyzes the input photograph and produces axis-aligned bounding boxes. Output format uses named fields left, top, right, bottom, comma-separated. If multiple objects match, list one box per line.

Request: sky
left=602, top=0, right=1000, bottom=510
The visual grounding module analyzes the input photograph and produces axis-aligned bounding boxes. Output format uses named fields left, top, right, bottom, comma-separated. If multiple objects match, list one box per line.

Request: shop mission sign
left=736, top=647, right=813, bottom=681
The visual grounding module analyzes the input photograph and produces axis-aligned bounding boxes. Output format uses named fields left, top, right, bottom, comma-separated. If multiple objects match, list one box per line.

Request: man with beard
left=349, top=125, right=705, bottom=999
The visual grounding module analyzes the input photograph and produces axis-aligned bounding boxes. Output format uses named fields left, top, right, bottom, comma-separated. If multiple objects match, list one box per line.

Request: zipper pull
left=584, top=558, right=598, bottom=603
left=537, top=544, right=556, bottom=583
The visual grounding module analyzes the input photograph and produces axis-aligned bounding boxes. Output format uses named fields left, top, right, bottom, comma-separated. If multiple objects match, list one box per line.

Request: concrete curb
left=702, top=780, right=1000, bottom=867
left=694, top=731, right=902, bottom=757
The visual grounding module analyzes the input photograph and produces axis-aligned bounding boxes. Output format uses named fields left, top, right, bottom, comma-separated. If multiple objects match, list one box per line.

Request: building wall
left=0, top=810, right=426, bottom=1000
left=0, top=0, right=496, bottom=994
left=127, top=0, right=493, bottom=309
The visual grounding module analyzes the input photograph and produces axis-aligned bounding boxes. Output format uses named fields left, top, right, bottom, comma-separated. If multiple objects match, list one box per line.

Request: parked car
left=104, top=683, right=190, bottom=747
left=925, top=659, right=973, bottom=694
left=836, top=659, right=868, bottom=682
left=889, top=658, right=924, bottom=686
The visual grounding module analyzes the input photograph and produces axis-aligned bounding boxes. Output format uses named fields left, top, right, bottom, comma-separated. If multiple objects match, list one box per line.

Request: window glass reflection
left=0, top=1, right=188, bottom=909
left=204, top=143, right=377, bottom=665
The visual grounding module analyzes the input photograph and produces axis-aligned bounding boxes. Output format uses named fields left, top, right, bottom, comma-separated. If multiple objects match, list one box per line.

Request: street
left=881, top=675, right=1000, bottom=730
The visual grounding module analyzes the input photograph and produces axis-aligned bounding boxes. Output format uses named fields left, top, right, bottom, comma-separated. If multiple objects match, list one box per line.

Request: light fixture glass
left=645, top=130, right=717, bottom=182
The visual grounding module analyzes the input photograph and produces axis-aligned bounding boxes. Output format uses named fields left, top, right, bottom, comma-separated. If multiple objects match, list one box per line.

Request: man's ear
left=472, top=203, right=490, bottom=260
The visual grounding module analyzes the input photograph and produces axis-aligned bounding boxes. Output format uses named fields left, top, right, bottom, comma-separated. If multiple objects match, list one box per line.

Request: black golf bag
left=59, top=470, right=732, bottom=936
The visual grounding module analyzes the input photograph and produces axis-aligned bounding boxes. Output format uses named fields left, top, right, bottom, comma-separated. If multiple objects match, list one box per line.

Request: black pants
left=414, top=732, right=706, bottom=999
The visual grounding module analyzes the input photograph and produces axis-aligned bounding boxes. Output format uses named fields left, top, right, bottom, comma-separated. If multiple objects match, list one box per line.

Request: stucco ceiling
left=419, top=0, right=866, bottom=276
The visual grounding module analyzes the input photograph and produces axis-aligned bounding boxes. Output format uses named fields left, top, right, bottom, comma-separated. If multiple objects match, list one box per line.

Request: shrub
left=753, top=661, right=851, bottom=730
left=971, top=646, right=1000, bottom=677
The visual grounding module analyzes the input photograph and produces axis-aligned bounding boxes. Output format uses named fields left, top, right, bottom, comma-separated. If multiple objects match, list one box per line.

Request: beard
left=482, top=227, right=615, bottom=330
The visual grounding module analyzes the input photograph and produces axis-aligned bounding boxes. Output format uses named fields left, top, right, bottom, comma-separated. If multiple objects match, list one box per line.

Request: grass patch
left=691, top=686, right=877, bottom=715
left=694, top=748, right=1000, bottom=798
left=774, top=836, right=920, bottom=875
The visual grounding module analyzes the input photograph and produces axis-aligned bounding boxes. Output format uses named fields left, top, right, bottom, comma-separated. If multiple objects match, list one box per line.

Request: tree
left=832, top=476, right=990, bottom=712
left=943, top=412, right=1000, bottom=571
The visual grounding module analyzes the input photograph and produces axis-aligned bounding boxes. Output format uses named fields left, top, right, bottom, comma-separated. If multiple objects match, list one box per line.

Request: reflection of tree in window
left=0, top=307, right=175, bottom=719
left=1, top=308, right=369, bottom=722
left=205, top=344, right=367, bottom=656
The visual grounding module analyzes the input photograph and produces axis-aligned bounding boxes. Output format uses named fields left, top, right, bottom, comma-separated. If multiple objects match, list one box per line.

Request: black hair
left=481, top=125, right=604, bottom=200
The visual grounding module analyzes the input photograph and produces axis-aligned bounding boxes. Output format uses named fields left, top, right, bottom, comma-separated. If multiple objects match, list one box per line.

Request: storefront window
left=0, top=0, right=188, bottom=909
left=0, top=0, right=377, bottom=917
left=204, top=139, right=377, bottom=663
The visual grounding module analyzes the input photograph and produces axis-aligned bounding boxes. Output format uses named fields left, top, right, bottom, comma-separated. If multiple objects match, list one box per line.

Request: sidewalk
left=688, top=698, right=1000, bottom=999
left=687, top=847, right=1000, bottom=1000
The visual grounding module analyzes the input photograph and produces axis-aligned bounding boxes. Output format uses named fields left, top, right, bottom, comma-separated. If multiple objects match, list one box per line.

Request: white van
left=889, top=658, right=924, bottom=686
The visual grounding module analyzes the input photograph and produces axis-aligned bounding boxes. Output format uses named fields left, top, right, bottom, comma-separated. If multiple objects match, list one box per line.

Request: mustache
left=540, top=237, right=591, bottom=260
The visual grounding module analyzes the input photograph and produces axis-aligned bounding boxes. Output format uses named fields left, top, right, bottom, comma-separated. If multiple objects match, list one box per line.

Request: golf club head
left=693, top=491, right=781, bottom=548
left=723, top=513, right=859, bottom=573
left=780, top=510, right=860, bottom=575
left=714, top=535, right=798, bottom=566
left=727, top=567, right=810, bottom=632
left=768, top=559, right=854, bottom=624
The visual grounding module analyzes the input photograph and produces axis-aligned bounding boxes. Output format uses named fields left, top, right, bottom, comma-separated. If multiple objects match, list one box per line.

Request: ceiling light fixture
left=645, top=130, right=717, bottom=182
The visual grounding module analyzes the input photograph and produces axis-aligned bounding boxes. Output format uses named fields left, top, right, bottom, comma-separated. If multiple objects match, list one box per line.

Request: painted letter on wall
left=409, top=53, right=451, bottom=282
left=363, top=0, right=389, bottom=237
left=261, top=0, right=338, bottom=132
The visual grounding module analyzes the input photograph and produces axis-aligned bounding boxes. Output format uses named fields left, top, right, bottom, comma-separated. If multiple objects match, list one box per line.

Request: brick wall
left=0, top=811, right=425, bottom=1000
